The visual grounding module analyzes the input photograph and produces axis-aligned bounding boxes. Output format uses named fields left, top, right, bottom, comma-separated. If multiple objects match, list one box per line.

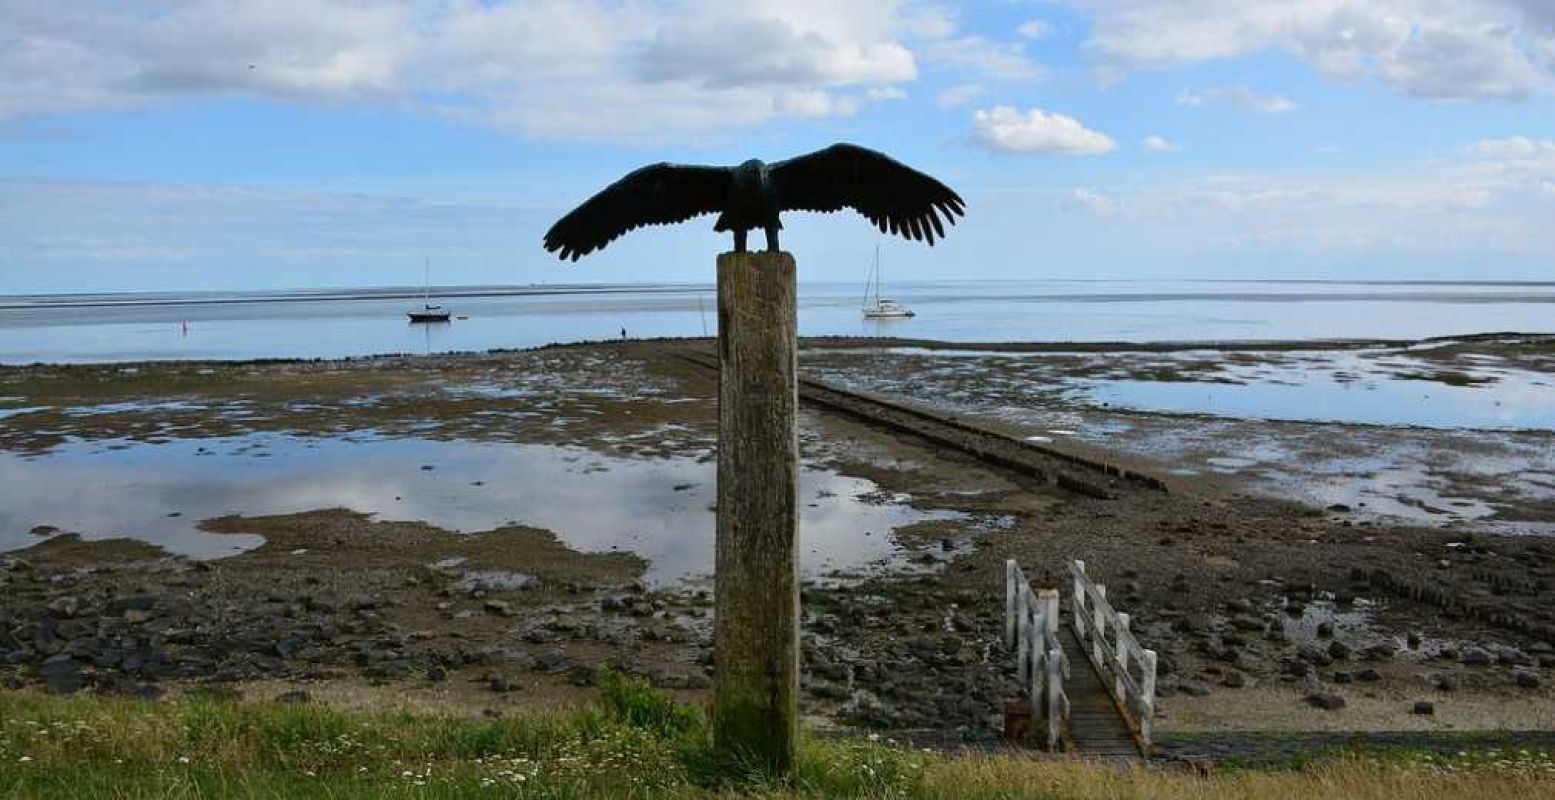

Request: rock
left=107, top=596, right=157, bottom=615
left=1514, top=670, right=1541, bottom=689
left=1411, top=700, right=1435, bottom=715
left=40, top=658, right=84, bottom=695
left=566, top=665, right=597, bottom=687
left=1331, top=671, right=1353, bottom=684
left=1316, top=622, right=1335, bottom=639
left=1495, top=646, right=1534, bottom=667
left=1222, top=671, right=1248, bottom=688
left=1179, top=680, right=1211, bottom=697
left=1306, top=692, right=1346, bottom=710
left=1436, top=675, right=1459, bottom=692
left=1328, top=640, right=1352, bottom=660
left=1229, top=615, right=1265, bottom=632
left=46, top=596, right=81, bottom=618
left=1297, top=644, right=1333, bottom=667
left=1461, top=647, right=1493, bottom=666
left=488, top=676, right=517, bottom=692
left=274, top=690, right=311, bottom=704
left=1356, top=668, right=1382, bottom=682
left=1173, top=613, right=1215, bottom=634
left=1226, top=598, right=1255, bottom=614
left=28, top=525, right=60, bottom=536
left=533, top=651, right=569, bottom=673
left=1407, top=632, right=1423, bottom=650
left=426, top=665, right=448, bottom=682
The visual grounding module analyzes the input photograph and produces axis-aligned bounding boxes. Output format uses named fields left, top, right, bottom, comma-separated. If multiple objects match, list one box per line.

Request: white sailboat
left=861, top=244, right=914, bottom=319
left=407, top=258, right=451, bottom=323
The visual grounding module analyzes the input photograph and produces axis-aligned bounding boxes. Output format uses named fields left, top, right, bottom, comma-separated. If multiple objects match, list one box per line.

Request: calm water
left=0, top=434, right=961, bottom=585
left=2, top=280, right=1552, bottom=364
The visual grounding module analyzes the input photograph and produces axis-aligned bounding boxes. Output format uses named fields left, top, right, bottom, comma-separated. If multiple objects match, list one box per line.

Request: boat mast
left=423, top=258, right=431, bottom=306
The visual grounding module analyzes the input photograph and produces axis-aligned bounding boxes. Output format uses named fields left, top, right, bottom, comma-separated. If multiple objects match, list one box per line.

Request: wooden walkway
left=680, top=352, right=1150, bottom=759
left=1059, top=626, right=1143, bottom=758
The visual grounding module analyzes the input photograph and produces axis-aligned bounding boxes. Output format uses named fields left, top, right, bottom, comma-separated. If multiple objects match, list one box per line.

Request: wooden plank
left=713, top=251, right=799, bottom=772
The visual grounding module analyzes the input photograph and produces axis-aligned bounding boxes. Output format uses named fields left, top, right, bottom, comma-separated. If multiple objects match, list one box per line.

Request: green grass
left=2, top=673, right=1552, bottom=799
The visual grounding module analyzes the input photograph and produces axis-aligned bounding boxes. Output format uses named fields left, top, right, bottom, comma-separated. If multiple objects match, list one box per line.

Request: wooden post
left=1004, top=560, right=1018, bottom=647
left=714, top=250, right=799, bottom=773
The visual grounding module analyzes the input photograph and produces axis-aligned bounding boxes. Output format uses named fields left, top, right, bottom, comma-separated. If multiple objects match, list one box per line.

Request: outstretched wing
left=770, top=143, right=965, bottom=245
left=544, top=164, right=732, bottom=261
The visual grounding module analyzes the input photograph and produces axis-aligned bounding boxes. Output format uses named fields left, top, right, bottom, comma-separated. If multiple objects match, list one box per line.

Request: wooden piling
left=713, top=250, right=799, bottom=773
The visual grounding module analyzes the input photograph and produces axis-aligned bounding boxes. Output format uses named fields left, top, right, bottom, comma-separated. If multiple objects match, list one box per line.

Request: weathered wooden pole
left=714, top=250, right=799, bottom=772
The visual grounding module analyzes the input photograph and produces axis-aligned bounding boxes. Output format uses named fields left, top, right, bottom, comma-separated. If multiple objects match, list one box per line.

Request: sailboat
left=407, top=258, right=451, bottom=323
left=861, top=244, right=915, bottom=319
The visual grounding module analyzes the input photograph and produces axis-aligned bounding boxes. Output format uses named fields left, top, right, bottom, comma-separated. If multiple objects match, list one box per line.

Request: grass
left=2, top=670, right=1553, bottom=799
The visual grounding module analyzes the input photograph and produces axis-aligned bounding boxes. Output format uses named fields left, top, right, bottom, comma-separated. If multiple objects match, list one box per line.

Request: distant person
left=621, top=326, right=627, bottom=340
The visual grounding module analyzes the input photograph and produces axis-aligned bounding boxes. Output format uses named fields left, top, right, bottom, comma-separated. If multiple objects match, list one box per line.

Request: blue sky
left=2, top=1, right=1553, bottom=293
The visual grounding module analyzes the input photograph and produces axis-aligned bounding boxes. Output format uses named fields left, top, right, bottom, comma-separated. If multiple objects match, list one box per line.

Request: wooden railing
left=1005, top=559, right=1069, bottom=751
left=1069, top=559, right=1158, bottom=749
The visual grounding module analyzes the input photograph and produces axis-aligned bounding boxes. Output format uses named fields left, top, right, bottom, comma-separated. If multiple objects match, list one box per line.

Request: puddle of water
left=1075, top=351, right=1555, bottom=429
left=0, top=435, right=959, bottom=586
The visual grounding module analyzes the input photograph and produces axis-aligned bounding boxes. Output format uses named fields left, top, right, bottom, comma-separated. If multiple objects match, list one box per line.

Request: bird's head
left=736, top=159, right=766, bottom=178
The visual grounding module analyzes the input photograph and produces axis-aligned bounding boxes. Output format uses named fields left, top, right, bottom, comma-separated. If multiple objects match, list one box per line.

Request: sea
left=0, top=279, right=1552, bottom=364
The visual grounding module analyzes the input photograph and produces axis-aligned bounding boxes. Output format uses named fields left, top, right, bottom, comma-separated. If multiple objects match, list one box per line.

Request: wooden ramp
left=1059, top=626, right=1143, bottom=759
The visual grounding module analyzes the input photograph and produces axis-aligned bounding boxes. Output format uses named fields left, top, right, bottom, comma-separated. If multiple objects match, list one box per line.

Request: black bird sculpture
left=543, top=143, right=965, bottom=261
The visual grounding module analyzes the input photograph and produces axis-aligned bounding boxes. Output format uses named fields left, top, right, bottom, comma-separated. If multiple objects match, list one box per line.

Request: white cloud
left=922, top=36, right=1044, bottom=81
left=1018, top=19, right=1054, bottom=40
left=1177, top=85, right=1298, bottom=112
left=1142, top=134, right=1178, bottom=151
left=867, top=86, right=909, bottom=100
left=1065, top=0, right=1555, bottom=101
left=971, top=106, right=1116, bottom=155
left=1070, top=188, right=1118, bottom=215
left=0, top=0, right=920, bottom=141
left=936, top=83, right=987, bottom=108
left=1465, top=136, right=1555, bottom=159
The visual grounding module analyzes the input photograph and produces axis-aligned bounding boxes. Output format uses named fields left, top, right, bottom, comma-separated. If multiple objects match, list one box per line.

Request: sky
left=2, top=0, right=1554, bottom=293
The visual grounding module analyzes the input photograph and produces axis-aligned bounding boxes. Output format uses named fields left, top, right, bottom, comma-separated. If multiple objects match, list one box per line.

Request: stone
left=1306, top=692, right=1346, bottom=710
left=1514, top=670, right=1541, bottom=689
left=274, top=690, right=311, bottom=704
left=46, top=596, right=81, bottom=618
left=40, top=658, right=83, bottom=695
left=533, top=651, right=569, bottom=673
left=1222, top=671, right=1248, bottom=688
left=566, top=664, right=597, bottom=687
left=1411, top=700, right=1435, bottom=715
left=1356, top=668, right=1382, bottom=682
left=1331, top=671, right=1353, bottom=684
left=426, top=665, right=447, bottom=682
left=483, top=600, right=513, bottom=617
left=1179, top=680, right=1211, bottom=697
left=1328, top=640, right=1352, bottom=660
left=1461, top=647, right=1493, bottom=666
left=488, top=676, right=517, bottom=692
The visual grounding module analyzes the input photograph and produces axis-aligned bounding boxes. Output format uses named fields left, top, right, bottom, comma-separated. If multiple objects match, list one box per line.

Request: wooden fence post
left=1005, top=560, right=1018, bottom=647
left=714, top=250, right=799, bottom=773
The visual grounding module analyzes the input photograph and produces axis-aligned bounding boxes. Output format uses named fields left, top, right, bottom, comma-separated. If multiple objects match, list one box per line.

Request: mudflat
left=1, top=336, right=1551, bottom=754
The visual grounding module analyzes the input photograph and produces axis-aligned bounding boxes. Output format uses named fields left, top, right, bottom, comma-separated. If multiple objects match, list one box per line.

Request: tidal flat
left=1, top=336, right=1552, bottom=757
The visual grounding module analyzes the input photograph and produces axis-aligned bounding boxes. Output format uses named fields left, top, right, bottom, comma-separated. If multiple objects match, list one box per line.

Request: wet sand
left=0, top=336, right=1551, bottom=752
